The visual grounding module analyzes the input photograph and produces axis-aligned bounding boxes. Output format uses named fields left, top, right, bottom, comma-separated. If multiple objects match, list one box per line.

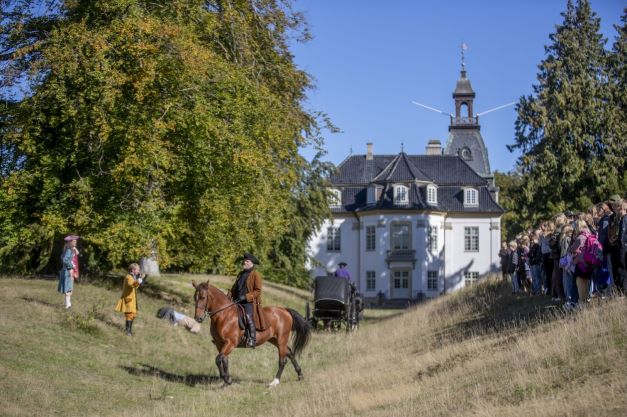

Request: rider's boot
left=245, top=312, right=256, bottom=348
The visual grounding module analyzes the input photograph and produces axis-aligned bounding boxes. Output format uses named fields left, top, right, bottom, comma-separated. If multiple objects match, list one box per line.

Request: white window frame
left=326, top=226, right=341, bottom=252
left=366, top=270, right=376, bottom=291
left=366, top=225, right=376, bottom=251
left=464, top=227, right=479, bottom=252
left=464, top=188, right=478, bottom=206
left=427, top=225, right=438, bottom=252
left=464, top=271, right=479, bottom=286
left=391, top=222, right=411, bottom=250
left=394, top=185, right=409, bottom=205
left=367, top=186, right=375, bottom=205
left=329, top=188, right=342, bottom=208
left=427, top=271, right=438, bottom=291
left=426, top=185, right=437, bottom=205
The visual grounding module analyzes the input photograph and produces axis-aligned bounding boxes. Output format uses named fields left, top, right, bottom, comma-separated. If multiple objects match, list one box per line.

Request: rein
left=205, top=302, right=237, bottom=318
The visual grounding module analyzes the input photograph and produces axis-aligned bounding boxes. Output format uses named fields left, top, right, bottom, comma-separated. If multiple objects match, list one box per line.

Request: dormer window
left=394, top=185, right=408, bottom=205
left=329, top=188, right=342, bottom=208
left=464, top=188, right=478, bottom=206
left=426, top=185, right=437, bottom=205
left=367, top=186, right=375, bottom=205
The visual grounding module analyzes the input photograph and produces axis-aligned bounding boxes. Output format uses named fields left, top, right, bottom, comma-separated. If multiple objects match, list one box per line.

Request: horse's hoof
left=224, top=377, right=233, bottom=386
left=298, top=374, right=304, bottom=381
left=268, top=378, right=280, bottom=388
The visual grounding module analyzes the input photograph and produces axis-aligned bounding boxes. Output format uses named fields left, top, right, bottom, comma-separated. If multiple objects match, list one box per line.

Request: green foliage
left=508, top=0, right=627, bottom=226
left=494, top=170, right=524, bottom=241
left=0, top=0, right=332, bottom=279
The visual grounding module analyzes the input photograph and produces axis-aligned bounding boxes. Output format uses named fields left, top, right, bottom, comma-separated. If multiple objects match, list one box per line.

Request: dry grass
left=0, top=274, right=625, bottom=417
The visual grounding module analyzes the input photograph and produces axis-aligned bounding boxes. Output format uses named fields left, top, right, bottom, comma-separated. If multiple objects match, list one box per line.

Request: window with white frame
left=394, top=185, right=409, bottom=204
left=464, top=226, right=479, bottom=251
left=427, top=225, right=438, bottom=252
left=464, top=271, right=479, bottom=286
left=367, top=186, right=375, bottom=205
left=393, top=270, right=409, bottom=289
left=326, top=227, right=341, bottom=251
left=366, top=225, right=376, bottom=251
left=391, top=223, right=411, bottom=250
left=427, top=271, right=438, bottom=291
left=329, top=189, right=342, bottom=208
left=464, top=188, right=478, bottom=206
left=427, top=185, right=437, bottom=205
left=366, top=270, right=376, bottom=291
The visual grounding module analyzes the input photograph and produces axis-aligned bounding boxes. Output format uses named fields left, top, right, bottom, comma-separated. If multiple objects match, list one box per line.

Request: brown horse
left=192, top=280, right=311, bottom=386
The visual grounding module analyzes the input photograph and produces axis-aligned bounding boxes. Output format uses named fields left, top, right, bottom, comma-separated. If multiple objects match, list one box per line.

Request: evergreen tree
left=509, top=0, right=626, bottom=225
left=0, top=0, right=332, bottom=281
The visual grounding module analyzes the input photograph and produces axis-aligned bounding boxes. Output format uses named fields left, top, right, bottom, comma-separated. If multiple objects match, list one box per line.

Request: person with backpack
left=569, top=220, right=603, bottom=307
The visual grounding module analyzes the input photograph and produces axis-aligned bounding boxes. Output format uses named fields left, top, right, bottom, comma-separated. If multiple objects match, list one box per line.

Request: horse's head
left=192, top=279, right=212, bottom=323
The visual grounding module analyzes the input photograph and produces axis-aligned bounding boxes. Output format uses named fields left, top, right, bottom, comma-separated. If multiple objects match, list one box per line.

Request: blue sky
left=291, top=0, right=625, bottom=173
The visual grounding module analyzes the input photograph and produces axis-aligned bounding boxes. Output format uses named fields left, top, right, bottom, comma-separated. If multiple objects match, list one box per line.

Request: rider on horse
left=228, top=253, right=268, bottom=347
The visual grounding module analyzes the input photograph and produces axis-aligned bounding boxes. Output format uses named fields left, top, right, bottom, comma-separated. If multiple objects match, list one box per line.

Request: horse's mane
left=197, top=281, right=230, bottom=303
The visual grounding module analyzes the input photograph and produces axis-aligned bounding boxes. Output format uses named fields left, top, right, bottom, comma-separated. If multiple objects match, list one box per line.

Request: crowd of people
left=499, top=194, right=627, bottom=310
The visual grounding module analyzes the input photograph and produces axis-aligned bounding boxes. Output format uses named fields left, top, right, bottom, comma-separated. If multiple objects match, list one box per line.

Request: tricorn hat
left=243, top=252, right=260, bottom=265
left=338, top=262, right=347, bottom=267
left=64, top=235, right=80, bottom=241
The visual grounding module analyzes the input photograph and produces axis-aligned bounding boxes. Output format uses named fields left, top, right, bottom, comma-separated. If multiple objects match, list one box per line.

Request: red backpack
left=578, top=232, right=603, bottom=272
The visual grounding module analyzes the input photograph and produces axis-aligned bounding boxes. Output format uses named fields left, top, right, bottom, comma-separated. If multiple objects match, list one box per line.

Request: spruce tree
left=509, top=0, right=625, bottom=224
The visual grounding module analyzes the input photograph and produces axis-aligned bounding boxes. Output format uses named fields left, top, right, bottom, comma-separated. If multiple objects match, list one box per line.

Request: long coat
left=115, top=274, right=141, bottom=314
left=57, top=248, right=75, bottom=294
left=229, top=269, right=269, bottom=330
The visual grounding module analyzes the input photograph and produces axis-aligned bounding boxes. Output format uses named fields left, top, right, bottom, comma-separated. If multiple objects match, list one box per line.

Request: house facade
left=307, top=67, right=504, bottom=300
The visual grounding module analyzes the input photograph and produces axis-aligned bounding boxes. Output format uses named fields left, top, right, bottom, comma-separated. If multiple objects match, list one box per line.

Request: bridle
left=196, top=286, right=237, bottom=320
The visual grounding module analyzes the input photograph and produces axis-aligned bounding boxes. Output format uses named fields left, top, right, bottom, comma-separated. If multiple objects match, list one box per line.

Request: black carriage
left=305, top=276, right=363, bottom=332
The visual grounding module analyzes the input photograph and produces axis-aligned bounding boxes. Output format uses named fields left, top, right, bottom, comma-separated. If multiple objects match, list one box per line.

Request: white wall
left=308, top=212, right=501, bottom=298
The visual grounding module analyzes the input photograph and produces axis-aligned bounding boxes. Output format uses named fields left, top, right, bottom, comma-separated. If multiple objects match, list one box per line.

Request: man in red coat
left=228, top=253, right=268, bottom=347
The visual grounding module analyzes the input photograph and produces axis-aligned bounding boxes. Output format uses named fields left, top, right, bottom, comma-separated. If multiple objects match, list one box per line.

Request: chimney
left=366, top=142, right=373, bottom=160
left=426, top=139, right=442, bottom=155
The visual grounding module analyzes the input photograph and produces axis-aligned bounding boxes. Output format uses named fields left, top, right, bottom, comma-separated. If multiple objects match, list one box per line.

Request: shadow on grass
left=431, top=279, right=564, bottom=347
left=121, top=363, right=221, bottom=387
left=21, top=295, right=57, bottom=308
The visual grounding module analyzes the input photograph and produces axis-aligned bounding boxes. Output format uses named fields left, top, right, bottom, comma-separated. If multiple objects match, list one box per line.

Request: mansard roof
left=371, top=152, right=431, bottom=183
left=330, top=154, right=486, bottom=186
left=329, top=153, right=503, bottom=214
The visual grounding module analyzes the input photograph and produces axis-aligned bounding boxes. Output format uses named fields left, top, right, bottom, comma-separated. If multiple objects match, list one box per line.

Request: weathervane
left=461, top=41, right=468, bottom=71
left=401, top=142, right=404, bottom=152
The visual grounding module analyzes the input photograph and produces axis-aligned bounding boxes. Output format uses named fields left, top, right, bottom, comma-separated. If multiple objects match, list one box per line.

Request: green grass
left=1, top=274, right=625, bottom=417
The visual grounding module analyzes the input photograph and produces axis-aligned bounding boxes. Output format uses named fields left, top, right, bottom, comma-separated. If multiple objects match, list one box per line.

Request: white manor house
left=308, top=67, right=504, bottom=301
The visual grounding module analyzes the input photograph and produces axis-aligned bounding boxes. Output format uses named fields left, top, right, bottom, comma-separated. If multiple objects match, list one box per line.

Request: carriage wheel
left=305, top=302, right=310, bottom=321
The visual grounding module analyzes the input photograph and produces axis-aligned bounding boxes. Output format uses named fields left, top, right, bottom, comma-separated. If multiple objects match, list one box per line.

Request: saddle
left=236, top=304, right=247, bottom=330
left=236, top=304, right=252, bottom=347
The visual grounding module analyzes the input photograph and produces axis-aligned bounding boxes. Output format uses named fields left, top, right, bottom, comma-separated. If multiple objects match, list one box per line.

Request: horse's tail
left=286, top=308, right=311, bottom=357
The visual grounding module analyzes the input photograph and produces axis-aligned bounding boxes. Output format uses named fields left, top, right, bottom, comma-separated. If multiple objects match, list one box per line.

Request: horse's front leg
left=215, top=353, right=229, bottom=385
left=216, top=340, right=236, bottom=386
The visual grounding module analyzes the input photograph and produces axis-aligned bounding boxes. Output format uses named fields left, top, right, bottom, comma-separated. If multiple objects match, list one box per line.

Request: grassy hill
left=0, top=274, right=625, bottom=417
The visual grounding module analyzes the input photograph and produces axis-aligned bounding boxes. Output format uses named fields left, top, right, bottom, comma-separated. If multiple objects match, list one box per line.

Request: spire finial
left=401, top=142, right=404, bottom=152
left=460, top=42, right=468, bottom=72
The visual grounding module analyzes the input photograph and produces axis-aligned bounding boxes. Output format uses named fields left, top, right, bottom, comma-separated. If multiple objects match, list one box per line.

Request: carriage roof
left=313, top=276, right=351, bottom=304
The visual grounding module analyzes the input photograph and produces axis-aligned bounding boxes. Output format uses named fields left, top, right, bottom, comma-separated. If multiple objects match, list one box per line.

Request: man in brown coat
left=228, top=253, right=268, bottom=347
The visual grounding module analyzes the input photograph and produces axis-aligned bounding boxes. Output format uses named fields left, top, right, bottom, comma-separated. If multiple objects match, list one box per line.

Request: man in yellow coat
left=115, top=263, right=146, bottom=336
left=228, top=253, right=268, bottom=347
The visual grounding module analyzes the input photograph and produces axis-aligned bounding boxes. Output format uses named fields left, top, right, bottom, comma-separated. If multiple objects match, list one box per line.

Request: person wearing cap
left=115, top=263, right=146, bottom=336
left=334, top=262, right=352, bottom=281
left=58, top=235, right=80, bottom=309
left=228, top=253, right=268, bottom=347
